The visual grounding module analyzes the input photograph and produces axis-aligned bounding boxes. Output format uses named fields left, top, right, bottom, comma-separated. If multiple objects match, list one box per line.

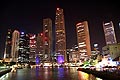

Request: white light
left=79, top=44, right=86, bottom=47
left=104, top=22, right=110, bottom=25
left=79, top=42, right=85, bottom=45
left=21, top=32, right=24, bottom=34
left=94, top=44, right=98, bottom=47
left=75, top=46, right=78, bottom=48
left=119, top=23, right=120, bottom=28
left=30, top=35, right=36, bottom=39
left=70, top=49, right=73, bottom=51
left=57, top=8, right=59, bottom=10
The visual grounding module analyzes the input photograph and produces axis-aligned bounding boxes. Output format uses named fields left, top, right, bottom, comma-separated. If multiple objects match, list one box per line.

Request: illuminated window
left=8, top=32, right=10, bottom=34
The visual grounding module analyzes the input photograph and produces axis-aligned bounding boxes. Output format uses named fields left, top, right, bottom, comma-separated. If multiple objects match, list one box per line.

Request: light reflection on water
left=78, top=71, right=102, bottom=80
left=0, top=67, right=103, bottom=80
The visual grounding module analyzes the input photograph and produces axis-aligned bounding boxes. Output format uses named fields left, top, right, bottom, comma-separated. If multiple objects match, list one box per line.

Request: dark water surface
left=0, top=67, right=102, bottom=80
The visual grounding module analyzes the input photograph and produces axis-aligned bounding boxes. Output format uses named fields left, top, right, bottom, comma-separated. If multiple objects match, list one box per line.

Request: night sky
left=0, top=0, right=120, bottom=58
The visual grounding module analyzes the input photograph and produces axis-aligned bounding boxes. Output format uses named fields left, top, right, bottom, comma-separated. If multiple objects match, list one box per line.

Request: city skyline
left=0, top=1, right=120, bottom=58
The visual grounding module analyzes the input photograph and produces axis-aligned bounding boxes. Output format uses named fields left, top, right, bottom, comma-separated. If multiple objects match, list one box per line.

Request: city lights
left=0, top=1, right=120, bottom=80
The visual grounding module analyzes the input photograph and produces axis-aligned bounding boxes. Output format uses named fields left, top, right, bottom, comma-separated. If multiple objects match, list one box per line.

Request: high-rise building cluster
left=2, top=7, right=120, bottom=63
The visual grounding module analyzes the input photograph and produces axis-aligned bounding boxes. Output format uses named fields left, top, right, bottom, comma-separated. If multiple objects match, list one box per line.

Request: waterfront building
left=103, top=21, right=117, bottom=45
left=11, top=30, right=20, bottom=62
left=18, top=32, right=30, bottom=63
left=36, top=33, right=44, bottom=63
left=43, top=18, right=52, bottom=62
left=67, top=48, right=79, bottom=63
left=102, top=43, right=120, bottom=60
left=4, top=29, right=12, bottom=59
left=55, top=7, right=67, bottom=62
left=29, top=33, right=36, bottom=62
left=76, top=21, right=91, bottom=56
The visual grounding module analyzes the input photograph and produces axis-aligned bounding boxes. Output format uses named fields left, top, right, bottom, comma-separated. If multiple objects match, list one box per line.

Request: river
left=0, top=67, right=103, bottom=80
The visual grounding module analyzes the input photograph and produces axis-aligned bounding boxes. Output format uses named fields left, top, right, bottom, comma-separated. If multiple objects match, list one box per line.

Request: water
left=0, top=67, right=102, bottom=80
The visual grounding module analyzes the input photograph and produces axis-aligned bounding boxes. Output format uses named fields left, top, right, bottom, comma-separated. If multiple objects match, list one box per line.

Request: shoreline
left=0, top=68, right=12, bottom=77
left=77, top=68, right=120, bottom=80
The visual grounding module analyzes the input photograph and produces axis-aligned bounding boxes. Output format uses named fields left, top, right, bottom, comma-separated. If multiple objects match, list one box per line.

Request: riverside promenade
left=77, top=68, right=120, bottom=80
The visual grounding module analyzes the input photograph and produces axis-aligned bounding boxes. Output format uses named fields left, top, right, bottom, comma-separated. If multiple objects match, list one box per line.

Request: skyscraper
left=76, top=21, right=91, bottom=56
left=103, top=21, right=117, bottom=45
left=43, top=18, right=52, bottom=62
left=55, top=8, right=67, bottom=62
left=29, top=34, right=36, bottom=62
left=4, top=29, right=12, bottom=59
left=11, top=30, right=20, bottom=62
left=18, top=32, right=30, bottom=63
left=36, top=33, right=44, bottom=63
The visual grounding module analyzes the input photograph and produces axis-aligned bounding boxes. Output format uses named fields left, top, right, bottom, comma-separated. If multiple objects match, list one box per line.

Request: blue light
left=36, top=56, right=40, bottom=65
left=57, top=55, right=64, bottom=64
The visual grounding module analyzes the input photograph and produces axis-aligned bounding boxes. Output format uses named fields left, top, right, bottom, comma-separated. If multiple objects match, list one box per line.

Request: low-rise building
left=102, top=43, right=120, bottom=60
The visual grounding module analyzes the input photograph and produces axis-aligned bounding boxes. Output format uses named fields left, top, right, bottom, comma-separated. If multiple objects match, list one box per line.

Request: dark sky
left=0, top=0, right=120, bottom=58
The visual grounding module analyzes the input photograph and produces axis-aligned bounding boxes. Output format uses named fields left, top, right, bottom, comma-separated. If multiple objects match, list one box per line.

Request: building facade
left=43, top=18, right=52, bottom=62
left=18, top=32, right=30, bottom=63
left=4, top=29, right=12, bottom=59
left=29, top=34, right=36, bottom=62
left=36, top=33, right=44, bottom=63
left=102, top=43, right=120, bottom=60
left=76, top=21, right=91, bottom=56
left=11, top=30, right=20, bottom=62
left=103, top=21, right=117, bottom=45
left=55, top=8, right=67, bottom=62
left=67, top=48, right=79, bottom=63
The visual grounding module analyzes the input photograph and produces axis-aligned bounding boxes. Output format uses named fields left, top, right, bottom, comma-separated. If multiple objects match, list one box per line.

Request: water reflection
left=78, top=71, right=102, bottom=80
left=0, top=67, right=103, bottom=80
